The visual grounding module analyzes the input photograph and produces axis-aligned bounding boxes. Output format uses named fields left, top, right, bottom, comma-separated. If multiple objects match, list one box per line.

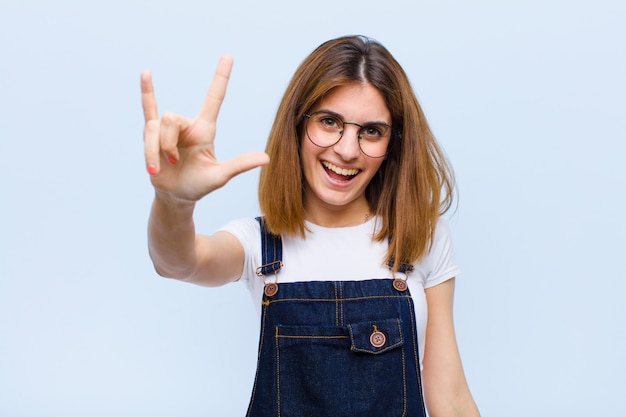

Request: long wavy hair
left=258, top=35, right=455, bottom=271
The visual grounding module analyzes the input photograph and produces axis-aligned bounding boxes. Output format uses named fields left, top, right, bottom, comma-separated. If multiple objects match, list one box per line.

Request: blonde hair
left=258, top=35, right=455, bottom=271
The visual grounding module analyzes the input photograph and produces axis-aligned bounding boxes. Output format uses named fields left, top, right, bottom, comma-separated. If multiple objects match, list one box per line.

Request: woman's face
left=300, top=82, right=391, bottom=223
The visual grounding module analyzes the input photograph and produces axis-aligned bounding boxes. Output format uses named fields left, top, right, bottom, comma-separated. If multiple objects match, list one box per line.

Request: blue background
left=1, top=0, right=625, bottom=415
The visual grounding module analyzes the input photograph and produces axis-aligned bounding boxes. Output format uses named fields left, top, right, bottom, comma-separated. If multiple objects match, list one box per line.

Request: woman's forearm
left=148, top=191, right=198, bottom=279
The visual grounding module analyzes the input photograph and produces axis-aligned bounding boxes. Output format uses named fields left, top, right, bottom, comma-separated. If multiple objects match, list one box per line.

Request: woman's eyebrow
left=315, top=109, right=391, bottom=125
left=314, top=109, right=342, bottom=118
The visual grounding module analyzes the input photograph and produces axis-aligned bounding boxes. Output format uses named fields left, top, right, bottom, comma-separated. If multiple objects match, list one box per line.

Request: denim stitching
left=261, top=224, right=269, bottom=277
left=264, top=295, right=412, bottom=304
left=277, top=335, right=349, bottom=340
left=407, top=297, right=426, bottom=416
left=399, top=319, right=407, bottom=417
left=350, top=340, right=404, bottom=354
left=257, top=217, right=283, bottom=278
left=246, top=302, right=268, bottom=417
left=339, top=282, right=344, bottom=326
left=334, top=283, right=339, bottom=326
left=401, top=346, right=407, bottom=416
left=275, top=325, right=281, bottom=417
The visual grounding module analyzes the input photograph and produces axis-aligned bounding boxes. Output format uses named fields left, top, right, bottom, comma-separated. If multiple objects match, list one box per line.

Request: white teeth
left=322, top=161, right=359, bottom=176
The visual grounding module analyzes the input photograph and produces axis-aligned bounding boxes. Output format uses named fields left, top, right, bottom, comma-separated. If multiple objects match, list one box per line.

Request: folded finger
left=160, top=112, right=191, bottom=164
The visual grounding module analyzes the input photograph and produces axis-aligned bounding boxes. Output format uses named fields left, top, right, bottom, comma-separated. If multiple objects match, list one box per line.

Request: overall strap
left=386, top=260, right=415, bottom=274
left=255, top=216, right=283, bottom=277
left=386, top=259, right=415, bottom=292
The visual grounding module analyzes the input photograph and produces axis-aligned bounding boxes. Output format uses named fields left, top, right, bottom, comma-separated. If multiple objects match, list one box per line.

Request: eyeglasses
left=303, top=111, right=394, bottom=158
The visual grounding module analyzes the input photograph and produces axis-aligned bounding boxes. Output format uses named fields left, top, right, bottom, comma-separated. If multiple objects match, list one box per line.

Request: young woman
left=142, top=35, right=480, bottom=417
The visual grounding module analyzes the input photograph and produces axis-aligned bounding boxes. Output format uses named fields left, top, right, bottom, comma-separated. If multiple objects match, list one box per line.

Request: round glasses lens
left=306, top=112, right=343, bottom=147
left=357, top=124, right=391, bottom=158
left=305, top=111, right=391, bottom=158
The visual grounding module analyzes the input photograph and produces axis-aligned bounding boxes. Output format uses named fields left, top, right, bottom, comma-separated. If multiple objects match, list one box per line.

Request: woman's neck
left=303, top=198, right=372, bottom=228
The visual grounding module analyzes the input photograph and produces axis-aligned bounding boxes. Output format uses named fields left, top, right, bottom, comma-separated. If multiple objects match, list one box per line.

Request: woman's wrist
left=153, top=189, right=197, bottom=212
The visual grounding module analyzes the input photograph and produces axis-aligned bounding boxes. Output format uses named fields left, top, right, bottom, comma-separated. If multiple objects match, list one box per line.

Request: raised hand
left=141, top=55, right=269, bottom=203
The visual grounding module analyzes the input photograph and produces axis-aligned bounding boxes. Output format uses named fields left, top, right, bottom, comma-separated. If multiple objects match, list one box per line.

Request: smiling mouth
left=322, top=161, right=360, bottom=181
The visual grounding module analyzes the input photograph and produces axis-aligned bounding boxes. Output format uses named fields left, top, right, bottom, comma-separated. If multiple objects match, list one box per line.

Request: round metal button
left=393, top=278, right=408, bottom=292
left=264, top=283, right=278, bottom=297
left=370, top=330, right=386, bottom=348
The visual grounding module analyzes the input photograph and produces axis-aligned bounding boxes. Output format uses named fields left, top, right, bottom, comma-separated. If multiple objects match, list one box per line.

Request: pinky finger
left=144, top=119, right=161, bottom=175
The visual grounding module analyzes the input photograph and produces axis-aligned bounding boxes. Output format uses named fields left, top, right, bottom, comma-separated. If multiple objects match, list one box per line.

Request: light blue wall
left=1, top=0, right=624, bottom=415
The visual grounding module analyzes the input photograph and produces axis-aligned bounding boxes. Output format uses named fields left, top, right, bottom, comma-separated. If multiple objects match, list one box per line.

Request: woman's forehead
left=311, top=83, right=391, bottom=124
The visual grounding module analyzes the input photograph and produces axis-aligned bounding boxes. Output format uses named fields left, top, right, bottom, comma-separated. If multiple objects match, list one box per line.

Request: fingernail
left=147, top=164, right=158, bottom=175
left=167, top=156, right=177, bottom=165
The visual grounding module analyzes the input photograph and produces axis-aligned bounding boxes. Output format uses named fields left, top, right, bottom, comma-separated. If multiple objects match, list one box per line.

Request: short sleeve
left=421, top=218, right=461, bottom=289
left=217, top=217, right=261, bottom=283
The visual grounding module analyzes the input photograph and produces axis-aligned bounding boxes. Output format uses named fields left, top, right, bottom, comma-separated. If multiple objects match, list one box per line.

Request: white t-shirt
left=219, top=217, right=460, bottom=363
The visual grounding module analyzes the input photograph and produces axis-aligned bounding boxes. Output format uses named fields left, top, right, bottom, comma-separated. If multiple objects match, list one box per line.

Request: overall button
left=369, top=327, right=386, bottom=348
left=393, top=278, right=408, bottom=292
left=264, top=283, right=278, bottom=297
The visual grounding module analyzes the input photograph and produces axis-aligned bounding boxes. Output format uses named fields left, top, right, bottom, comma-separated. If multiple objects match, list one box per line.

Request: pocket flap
left=348, top=318, right=403, bottom=354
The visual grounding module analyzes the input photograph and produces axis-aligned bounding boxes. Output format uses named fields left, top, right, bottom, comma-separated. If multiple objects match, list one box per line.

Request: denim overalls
left=246, top=218, right=427, bottom=417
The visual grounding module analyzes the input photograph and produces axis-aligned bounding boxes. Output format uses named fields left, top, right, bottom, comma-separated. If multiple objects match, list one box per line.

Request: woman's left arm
left=422, top=278, right=481, bottom=417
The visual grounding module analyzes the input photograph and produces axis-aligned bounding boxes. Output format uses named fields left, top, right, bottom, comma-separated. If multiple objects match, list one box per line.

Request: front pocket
left=348, top=318, right=404, bottom=354
left=276, top=319, right=406, bottom=417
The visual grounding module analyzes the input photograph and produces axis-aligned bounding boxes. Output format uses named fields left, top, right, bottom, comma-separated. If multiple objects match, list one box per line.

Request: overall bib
left=246, top=218, right=427, bottom=417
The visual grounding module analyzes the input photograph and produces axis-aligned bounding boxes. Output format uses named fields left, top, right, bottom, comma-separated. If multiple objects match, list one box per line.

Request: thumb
left=217, top=152, right=270, bottom=185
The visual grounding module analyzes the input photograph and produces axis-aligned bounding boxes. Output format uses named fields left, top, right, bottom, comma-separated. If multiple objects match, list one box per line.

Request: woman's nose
left=332, top=125, right=362, bottom=160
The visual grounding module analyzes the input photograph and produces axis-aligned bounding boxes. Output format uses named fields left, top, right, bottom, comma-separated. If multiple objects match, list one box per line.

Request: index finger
left=141, top=70, right=159, bottom=122
left=197, top=54, right=233, bottom=122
